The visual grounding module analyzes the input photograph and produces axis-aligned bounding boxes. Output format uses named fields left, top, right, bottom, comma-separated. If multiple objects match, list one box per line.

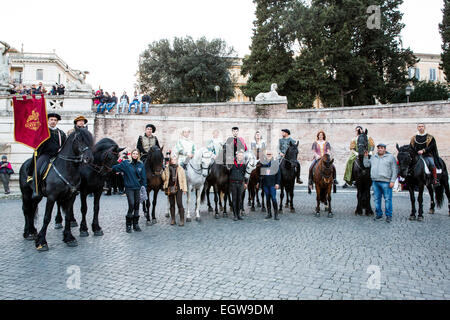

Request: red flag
left=12, top=95, right=50, bottom=150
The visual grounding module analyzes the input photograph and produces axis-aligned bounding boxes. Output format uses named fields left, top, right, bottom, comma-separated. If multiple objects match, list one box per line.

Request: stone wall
left=94, top=100, right=450, bottom=179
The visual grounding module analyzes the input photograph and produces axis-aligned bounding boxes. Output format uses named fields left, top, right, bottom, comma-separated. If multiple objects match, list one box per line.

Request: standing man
left=229, top=151, right=248, bottom=221
left=278, top=129, right=303, bottom=184
left=257, top=150, right=280, bottom=220
left=27, top=113, right=67, bottom=198
left=0, top=155, right=14, bottom=194
left=224, top=127, right=247, bottom=165
left=136, top=124, right=160, bottom=162
left=363, top=143, right=398, bottom=223
left=410, top=123, right=440, bottom=186
left=174, top=127, right=196, bottom=169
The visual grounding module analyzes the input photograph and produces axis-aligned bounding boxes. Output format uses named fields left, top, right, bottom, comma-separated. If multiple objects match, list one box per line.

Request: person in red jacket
left=0, top=155, right=14, bottom=194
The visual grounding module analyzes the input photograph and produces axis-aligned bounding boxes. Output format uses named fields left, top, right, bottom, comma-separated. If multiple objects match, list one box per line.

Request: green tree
left=241, top=0, right=301, bottom=108
left=439, top=0, right=450, bottom=81
left=138, top=37, right=236, bottom=103
left=391, top=81, right=449, bottom=103
left=290, top=0, right=416, bottom=108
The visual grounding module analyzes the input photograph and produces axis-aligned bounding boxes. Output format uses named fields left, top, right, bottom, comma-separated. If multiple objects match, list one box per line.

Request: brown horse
left=312, top=154, right=334, bottom=217
left=143, top=145, right=164, bottom=225
left=247, top=164, right=266, bottom=212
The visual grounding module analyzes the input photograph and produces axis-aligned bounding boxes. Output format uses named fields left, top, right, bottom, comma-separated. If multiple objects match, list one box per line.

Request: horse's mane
left=398, top=144, right=412, bottom=153
left=94, top=138, right=118, bottom=153
left=285, top=143, right=298, bottom=160
left=67, top=128, right=94, bottom=148
left=146, top=145, right=163, bottom=170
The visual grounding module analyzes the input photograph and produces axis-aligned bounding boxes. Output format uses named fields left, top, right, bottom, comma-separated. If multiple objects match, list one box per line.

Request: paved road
left=0, top=189, right=448, bottom=300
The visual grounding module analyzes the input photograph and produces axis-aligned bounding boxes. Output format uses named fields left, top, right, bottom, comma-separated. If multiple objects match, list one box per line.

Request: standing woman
left=112, top=149, right=147, bottom=233
left=162, top=154, right=188, bottom=226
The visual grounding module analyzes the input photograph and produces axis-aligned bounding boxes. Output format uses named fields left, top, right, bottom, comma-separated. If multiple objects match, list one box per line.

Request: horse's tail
left=435, top=184, right=444, bottom=209
left=333, top=184, right=336, bottom=194
left=200, top=182, right=207, bottom=204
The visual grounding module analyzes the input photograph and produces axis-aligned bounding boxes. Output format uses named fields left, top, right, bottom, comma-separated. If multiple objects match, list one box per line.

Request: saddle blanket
left=421, top=158, right=442, bottom=175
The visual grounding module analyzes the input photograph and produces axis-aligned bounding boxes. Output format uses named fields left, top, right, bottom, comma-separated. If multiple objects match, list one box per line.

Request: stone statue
left=66, top=70, right=92, bottom=96
left=255, top=83, right=287, bottom=102
left=0, top=41, right=11, bottom=94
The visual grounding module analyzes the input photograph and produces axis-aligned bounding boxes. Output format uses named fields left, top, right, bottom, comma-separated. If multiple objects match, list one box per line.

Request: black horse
left=143, top=145, right=164, bottom=225
left=397, top=144, right=450, bottom=220
left=352, top=130, right=374, bottom=216
left=201, top=162, right=232, bottom=219
left=279, top=141, right=298, bottom=213
left=19, top=128, right=94, bottom=251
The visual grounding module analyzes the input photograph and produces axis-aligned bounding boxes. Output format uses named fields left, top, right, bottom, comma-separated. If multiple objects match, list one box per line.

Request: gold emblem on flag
left=25, top=110, right=41, bottom=131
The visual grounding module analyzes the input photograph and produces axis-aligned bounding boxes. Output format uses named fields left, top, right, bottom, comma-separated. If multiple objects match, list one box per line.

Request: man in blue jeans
left=363, top=143, right=398, bottom=223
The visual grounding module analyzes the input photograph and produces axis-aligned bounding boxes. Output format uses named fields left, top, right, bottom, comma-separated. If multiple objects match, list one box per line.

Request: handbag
left=165, top=168, right=178, bottom=196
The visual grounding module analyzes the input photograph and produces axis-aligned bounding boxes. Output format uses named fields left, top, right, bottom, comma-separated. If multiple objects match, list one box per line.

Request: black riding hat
left=282, top=129, right=291, bottom=135
left=47, top=113, right=61, bottom=121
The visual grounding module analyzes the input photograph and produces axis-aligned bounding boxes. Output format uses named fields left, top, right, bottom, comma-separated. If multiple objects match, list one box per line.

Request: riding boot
left=296, top=162, right=303, bottom=184
left=31, top=178, right=40, bottom=200
left=125, top=216, right=132, bottom=233
left=308, top=166, right=314, bottom=188
left=274, top=201, right=279, bottom=220
left=264, top=198, right=272, bottom=219
left=170, top=206, right=176, bottom=225
left=432, top=168, right=440, bottom=186
left=132, top=216, right=142, bottom=232
left=179, top=208, right=185, bottom=227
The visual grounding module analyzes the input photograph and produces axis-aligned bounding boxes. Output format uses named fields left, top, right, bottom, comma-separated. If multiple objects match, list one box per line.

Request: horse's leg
left=417, top=185, right=425, bottom=221
left=327, top=188, right=333, bottom=217
left=279, top=186, right=284, bottom=212
left=261, top=188, right=266, bottom=212
left=408, top=186, right=417, bottom=220
left=366, top=185, right=374, bottom=215
left=35, top=198, right=56, bottom=251
left=248, top=187, right=252, bottom=207
left=206, top=184, right=213, bottom=212
left=23, top=195, right=38, bottom=240
left=54, top=203, right=63, bottom=229
left=289, top=185, right=295, bottom=212
left=144, top=190, right=151, bottom=223
left=444, top=181, right=450, bottom=215
left=195, top=188, right=201, bottom=221
left=315, top=186, right=320, bottom=216
left=92, top=190, right=104, bottom=236
left=427, top=184, right=435, bottom=214
left=79, top=191, right=89, bottom=237
left=186, top=187, right=192, bottom=222
left=250, top=186, right=256, bottom=211
left=151, top=189, right=158, bottom=224
left=213, top=185, right=219, bottom=215
left=62, top=196, right=78, bottom=247
left=256, top=187, right=261, bottom=208
left=240, top=188, right=246, bottom=215
left=69, top=200, right=78, bottom=227
left=285, top=187, right=289, bottom=208
left=355, top=184, right=362, bottom=215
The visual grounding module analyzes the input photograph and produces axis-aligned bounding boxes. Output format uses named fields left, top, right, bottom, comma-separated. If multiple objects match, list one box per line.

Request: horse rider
left=410, top=123, right=440, bottom=186
left=206, top=129, right=223, bottom=159
left=257, top=149, right=280, bottom=221
left=308, top=130, right=338, bottom=188
left=27, top=113, right=67, bottom=199
left=278, top=129, right=303, bottom=184
left=173, top=127, right=196, bottom=169
left=136, top=124, right=160, bottom=162
left=250, top=130, right=266, bottom=161
left=67, top=115, right=88, bottom=136
left=224, top=126, right=247, bottom=166
left=343, top=125, right=375, bottom=188
left=229, top=150, right=248, bottom=221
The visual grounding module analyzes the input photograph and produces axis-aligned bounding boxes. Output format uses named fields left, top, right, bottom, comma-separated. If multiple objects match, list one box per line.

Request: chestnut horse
left=312, top=154, right=334, bottom=217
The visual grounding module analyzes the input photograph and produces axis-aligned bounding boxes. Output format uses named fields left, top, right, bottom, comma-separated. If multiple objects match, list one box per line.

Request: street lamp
left=214, top=85, right=220, bottom=102
left=405, top=85, right=414, bottom=103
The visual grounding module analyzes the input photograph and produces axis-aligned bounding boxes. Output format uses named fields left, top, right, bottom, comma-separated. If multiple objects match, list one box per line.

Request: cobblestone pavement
left=0, top=188, right=449, bottom=300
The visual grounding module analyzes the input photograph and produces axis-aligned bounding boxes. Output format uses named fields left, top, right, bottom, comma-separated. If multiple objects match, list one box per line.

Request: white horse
left=240, top=151, right=258, bottom=214
left=185, top=148, right=214, bottom=222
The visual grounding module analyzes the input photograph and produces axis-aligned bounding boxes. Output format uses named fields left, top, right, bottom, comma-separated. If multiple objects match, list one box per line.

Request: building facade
left=408, top=53, right=446, bottom=83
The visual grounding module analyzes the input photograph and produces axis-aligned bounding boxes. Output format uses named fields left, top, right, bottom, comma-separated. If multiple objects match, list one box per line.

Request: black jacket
left=229, top=161, right=248, bottom=183
left=37, top=128, right=67, bottom=158
left=137, top=134, right=160, bottom=155
left=259, top=160, right=281, bottom=187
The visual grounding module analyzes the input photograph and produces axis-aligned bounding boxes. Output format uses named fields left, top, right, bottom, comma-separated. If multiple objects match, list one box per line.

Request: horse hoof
left=285, top=204, right=289, bottom=208
left=208, top=207, right=213, bottom=213
left=25, top=234, right=37, bottom=241
left=195, top=217, right=201, bottom=222
left=223, top=213, right=228, bottom=218
left=328, top=213, right=333, bottom=218
left=70, top=221, right=78, bottom=228
left=186, top=217, right=192, bottom=222
left=251, top=207, right=255, bottom=212
left=257, top=203, right=261, bottom=208
left=79, top=231, right=89, bottom=237
left=261, top=208, right=266, bottom=212
left=36, top=244, right=49, bottom=252
left=428, top=209, right=435, bottom=214
left=54, top=223, right=63, bottom=229
left=66, top=240, right=78, bottom=247
left=290, top=208, right=295, bottom=213
left=152, top=219, right=157, bottom=225
left=215, top=214, right=220, bottom=219
left=409, top=215, right=416, bottom=221
left=94, top=230, right=104, bottom=237
left=417, top=216, right=424, bottom=222
left=315, top=213, right=320, bottom=217
left=146, top=221, right=152, bottom=226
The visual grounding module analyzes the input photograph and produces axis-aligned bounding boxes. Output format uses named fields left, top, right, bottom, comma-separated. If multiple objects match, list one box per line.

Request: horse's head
left=71, top=127, right=94, bottom=164
left=321, top=153, right=334, bottom=169
left=285, top=141, right=299, bottom=161
left=147, top=145, right=164, bottom=175
left=396, top=143, right=413, bottom=178
left=357, top=129, right=369, bottom=157
left=244, top=151, right=258, bottom=179
left=93, top=138, right=125, bottom=173
left=200, top=149, right=214, bottom=177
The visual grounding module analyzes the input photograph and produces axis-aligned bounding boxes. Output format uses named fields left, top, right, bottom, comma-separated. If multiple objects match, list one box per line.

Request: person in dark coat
left=27, top=113, right=66, bottom=198
left=410, top=123, right=441, bottom=185
left=112, top=149, right=147, bottom=233
left=229, top=151, right=248, bottom=221
left=0, top=155, right=14, bottom=194
left=257, top=150, right=281, bottom=220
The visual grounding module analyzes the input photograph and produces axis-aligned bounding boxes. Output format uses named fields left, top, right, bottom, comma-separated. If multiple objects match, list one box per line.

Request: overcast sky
left=2, top=0, right=445, bottom=95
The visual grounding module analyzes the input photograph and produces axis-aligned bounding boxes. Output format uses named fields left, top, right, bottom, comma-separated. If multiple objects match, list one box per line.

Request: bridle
left=87, top=148, right=119, bottom=175
left=318, top=158, right=333, bottom=184
left=57, top=132, right=91, bottom=163
left=189, top=154, right=213, bottom=177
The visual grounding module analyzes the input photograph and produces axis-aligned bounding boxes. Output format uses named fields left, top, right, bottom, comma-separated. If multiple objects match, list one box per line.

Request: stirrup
left=27, top=176, right=33, bottom=183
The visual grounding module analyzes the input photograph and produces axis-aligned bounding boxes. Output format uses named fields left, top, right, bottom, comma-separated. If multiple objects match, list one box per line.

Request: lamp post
left=405, top=85, right=413, bottom=103
left=214, top=85, right=220, bottom=102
